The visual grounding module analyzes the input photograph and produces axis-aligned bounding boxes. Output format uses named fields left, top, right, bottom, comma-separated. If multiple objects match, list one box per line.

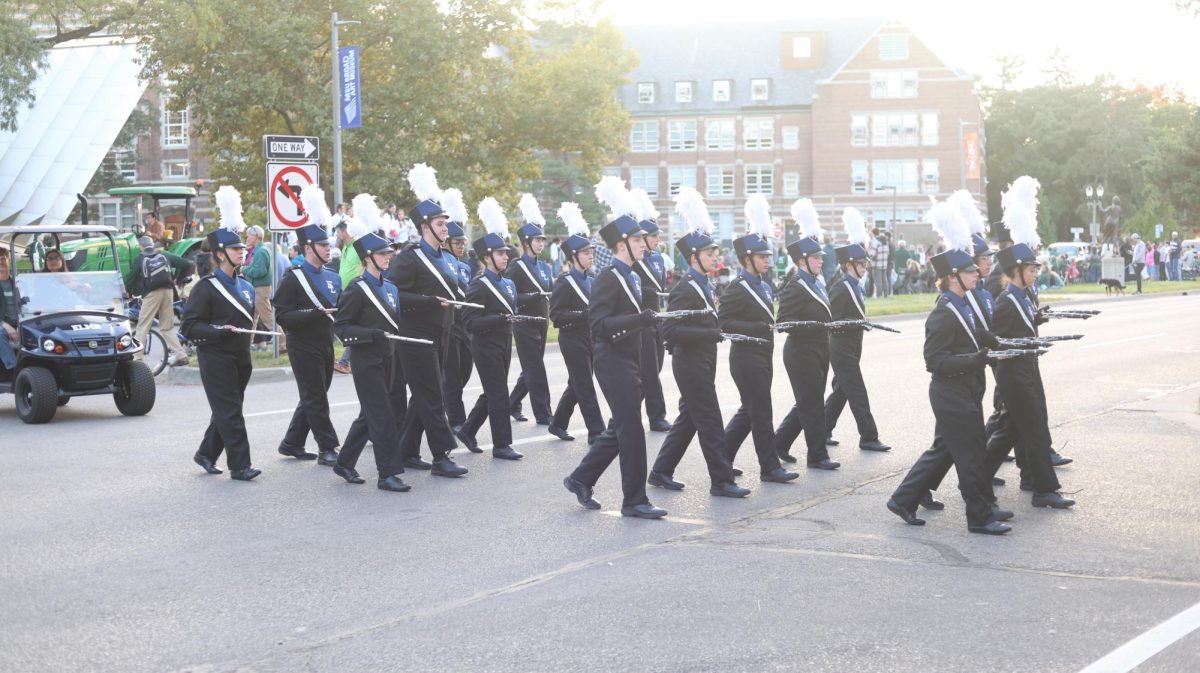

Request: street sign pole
left=331, top=12, right=342, bottom=208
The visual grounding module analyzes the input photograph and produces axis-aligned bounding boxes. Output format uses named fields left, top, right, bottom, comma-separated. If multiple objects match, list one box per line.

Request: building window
left=675, top=81, right=693, bottom=104
left=922, top=159, right=939, bottom=194
left=162, top=160, right=190, bottom=179
left=705, top=119, right=735, bottom=150
left=667, top=166, right=698, bottom=196
left=921, top=113, right=939, bottom=146
left=100, top=202, right=120, bottom=228
left=902, top=71, right=918, bottom=98
left=902, top=114, right=919, bottom=146
left=667, top=120, right=697, bottom=151
left=782, top=125, right=800, bottom=150
left=902, top=160, right=919, bottom=193
left=103, top=148, right=137, bottom=181
left=161, top=101, right=189, bottom=148
left=637, top=82, right=656, bottom=104
left=879, top=34, right=910, bottom=61
left=792, top=36, right=812, bottom=58
left=851, top=114, right=868, bottom=147
left=751, top=78, right=770, bottom=102
left=872, top=160, right=918, bottom=194
left=851, top=161, right=868, bottom=194
left=871, top=113, right=920, bottom=147
left=743, top=118, right=774, bottom=150
left=602, top=166, right=622, bottom=177
left=870, top=71, right=918, bottom=99
left=630, top=167, right=660, bottom=198
left=744, top=165, right=774, bottom=196
left=783, top=172, right=800, bottom=197
left=630, top=121, right=659, bottom=153
left=706, top=165, right=735, bottom=198
left=712, top=79, right=732, bottom=102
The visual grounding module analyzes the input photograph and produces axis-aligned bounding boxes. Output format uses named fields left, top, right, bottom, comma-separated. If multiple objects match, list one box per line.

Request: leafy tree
left=1145, top=108, right=1200, bottom=235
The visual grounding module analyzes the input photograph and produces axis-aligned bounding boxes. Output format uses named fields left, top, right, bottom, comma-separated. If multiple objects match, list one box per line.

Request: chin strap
left=307, top=243, right=330, bottom=266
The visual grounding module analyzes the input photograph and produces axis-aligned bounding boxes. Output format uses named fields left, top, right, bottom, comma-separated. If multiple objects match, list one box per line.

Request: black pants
left=1134, top=262, right=1145, bottom=292
left=984, top=363, right=1060, bottom=492
left=773, top=338, right=831, bottom=463
left=652, top=347, right=735, bottom=485
left=339, top=344, right=403, bottom=478
left=443, top=330, right=473, bottom=428
left=509, top=322, right=552, bottom=421
left=823, top=346, right=879, bottom=443
left=280, top=339, right=339, bottom=451
left=570, top=341, right=649, bottom=508
left=552, top=334, right=606, bottom=440
left=639, top=326, right=667, bottom=423
left=462, top=337, right=512, bottom=448
left=397, top=341, right=456, bottom=460
left=723, top=349, right=781, bottom=474
left=196, top=348, right=253, bottom=471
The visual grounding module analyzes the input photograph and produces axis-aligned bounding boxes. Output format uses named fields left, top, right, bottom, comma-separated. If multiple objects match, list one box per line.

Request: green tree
left=1145, top=108, right=1200, bottom=234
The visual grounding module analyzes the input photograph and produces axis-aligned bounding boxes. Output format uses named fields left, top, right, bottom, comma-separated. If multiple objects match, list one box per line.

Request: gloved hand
left=371, top=329, right=390, bottom=343
left=974, top=348, right=990, bottom=365
left=638, top=309, right=658, bottom=327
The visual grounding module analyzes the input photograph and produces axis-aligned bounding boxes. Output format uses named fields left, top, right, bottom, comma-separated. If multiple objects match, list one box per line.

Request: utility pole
left=331, top=12, right=359, bottom=207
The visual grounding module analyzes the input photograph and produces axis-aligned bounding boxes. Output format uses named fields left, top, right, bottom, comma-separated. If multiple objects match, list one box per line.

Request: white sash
left=637, top=259, right=663, bottom=292
left=738, top=278, right=773, bottom=320
left=1006, top=293, right=1036, bottom=335
left=292, top=267, right=334, bottom=322
left=688, top=279, right=716, bottom=312
left=414, top=248, right=455, bottom=299
left=517, top=258, right=549, bottom=292
left=356, top=280, right=400, bottom=332
left=208, top=277, right=254, bottom=323
left=611, top=268, right=641, bottom=310
left=796, top=279, right=832, bottom=318
left=944, top=302, right=980, bottom=350
left=965, top=291, right=990, bottom=331
left=479, top=276, right=515, bottom=314
left=566, top=275, right=589, bottom=305
left=846, top=280, right=867, bottom=319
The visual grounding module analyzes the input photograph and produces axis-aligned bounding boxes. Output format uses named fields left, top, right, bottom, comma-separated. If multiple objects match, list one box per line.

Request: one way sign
left=262, top=135, right=320, bottom=161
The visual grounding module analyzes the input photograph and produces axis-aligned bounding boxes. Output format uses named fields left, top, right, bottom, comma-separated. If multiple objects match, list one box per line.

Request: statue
left=1099, top=195, right=1121, bottom=245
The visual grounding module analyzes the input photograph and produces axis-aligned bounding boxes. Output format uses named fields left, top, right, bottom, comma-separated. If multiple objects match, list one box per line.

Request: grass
left=1040, top=279, right=1200, bottom=296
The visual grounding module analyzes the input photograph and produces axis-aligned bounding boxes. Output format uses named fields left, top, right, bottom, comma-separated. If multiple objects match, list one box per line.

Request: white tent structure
left=0, top=37, right=148, bottom=227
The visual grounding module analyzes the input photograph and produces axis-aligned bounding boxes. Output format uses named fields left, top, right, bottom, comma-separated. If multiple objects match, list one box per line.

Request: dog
left=1100, top=278, right=1126, bottom=296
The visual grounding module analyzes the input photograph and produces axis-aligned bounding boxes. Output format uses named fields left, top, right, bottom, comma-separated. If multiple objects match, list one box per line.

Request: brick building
left=607, top=19, right=986, bottom=248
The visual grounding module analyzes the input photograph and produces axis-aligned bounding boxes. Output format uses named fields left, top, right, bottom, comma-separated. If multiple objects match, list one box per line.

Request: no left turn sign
left=266, top=162, right=319, bottom=231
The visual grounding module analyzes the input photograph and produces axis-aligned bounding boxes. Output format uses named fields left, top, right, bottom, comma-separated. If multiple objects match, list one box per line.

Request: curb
left=159, top=364, right=294, bottom=386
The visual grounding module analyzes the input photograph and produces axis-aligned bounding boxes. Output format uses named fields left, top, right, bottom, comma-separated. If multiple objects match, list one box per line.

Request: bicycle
left=128, top=297, right=193, bottom=377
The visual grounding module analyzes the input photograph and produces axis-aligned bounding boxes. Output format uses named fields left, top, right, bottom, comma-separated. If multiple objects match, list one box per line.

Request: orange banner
left=963, top=131, right=980, bottom=180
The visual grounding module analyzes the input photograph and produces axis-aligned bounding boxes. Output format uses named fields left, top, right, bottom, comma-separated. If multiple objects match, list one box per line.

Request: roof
left=617, top=19, right=888, bottom=114
left=4, top=225, right=118, bottom=235
left=108, top=186, right=198, bottom=198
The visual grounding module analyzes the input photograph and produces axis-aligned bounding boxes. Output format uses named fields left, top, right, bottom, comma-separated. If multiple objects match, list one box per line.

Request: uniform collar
left=483, top=268, right=504, bottom=283
left=739, top=270, right=763, bottom=286
left=687, top=267, right=711, bottom=289
left=611, top=257, right=634, bottom=276
left=419, top=239, right=442, bottom=259
left=360, top=270, right=385, bottom=287
left=521, top=253, right=539, bottom=267
left=570, top=267, right=589, bottom=285
left=301, top=260, right=325, bottom=275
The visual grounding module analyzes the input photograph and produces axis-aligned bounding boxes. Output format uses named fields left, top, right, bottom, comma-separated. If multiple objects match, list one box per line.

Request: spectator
left=1038, top=267, right=1064, bottom=290
left=333, top=214, right=358, bottom=374
left=822, top=240, right=838, bottom=283
left=143, top=211, right=165, bottom=242
left=0, top=249, right=17, bottom=371
left=1087, top=246, right=1102, bottom=283
left=242, top=225, right=285, bottom=353
left=892, top=239, right=911, bottom=284
left=1146, top=240, right=1157, bottom=283
left=289, top=243, right=303, bottom=267
left=549, top=236, right=562, bottom=276
left=42, top=249, right=66, bottom=272
left=1065, top=258, right=1080, bottom=284
left=1168, top=231, right=1182, bottom=281
left=1131, top=233, right=1146, bottom=294
left=869, top=228, right=891, bottom=297
left=589, top=233, right=613, bottom=276
left=131, top=236, right=190, bottom=367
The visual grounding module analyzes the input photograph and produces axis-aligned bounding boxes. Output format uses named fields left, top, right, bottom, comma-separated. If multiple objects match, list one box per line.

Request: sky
left=597, top=0, right=1200, bottom=98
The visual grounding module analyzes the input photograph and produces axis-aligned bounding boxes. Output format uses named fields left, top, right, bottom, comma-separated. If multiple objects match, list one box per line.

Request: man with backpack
left=132, top=236, right=191, bottom=367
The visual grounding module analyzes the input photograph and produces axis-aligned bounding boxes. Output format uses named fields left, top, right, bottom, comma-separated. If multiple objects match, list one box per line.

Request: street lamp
left=331, top=12, right=360, bottom=207
left=1085, top=183, right=1104, bottom=241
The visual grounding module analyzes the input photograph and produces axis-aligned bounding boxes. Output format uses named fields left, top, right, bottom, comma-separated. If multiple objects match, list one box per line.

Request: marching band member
left=547, top=202, right=606, bottom=444
left=440, top=188, right=475, bottom=434
left=506, top=194, right=554, bottom=425
left=272, top=185, right=342, bottom=466
left=630, top=188, right=672, bottom=433
left=773, top=199, right=840, bottom=470
left=648, top=187, right=748, bottom=498
left=181, top=186, right=259, bottom=481
left=719, top=194, right=799, bottom=484
left=456, top=198, right=523, bottom=461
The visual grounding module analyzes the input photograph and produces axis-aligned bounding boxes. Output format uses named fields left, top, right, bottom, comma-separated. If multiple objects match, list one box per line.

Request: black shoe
left=991, top=505, right=1014, bottom=521
left=193, top=452, right=222, bottom=474
left=230, top=467, right=261, bottom=481
left=969, top=521, right=1011, bottom=535
left=377, top=475, right=411, bottom=492
left=277, top=442, right=317, bottom=460
left=548, top=425, right=575, bottom=441
left=887, top=498, right=925, bottom=526
left=825, top=437, right=840, bottom=446
left=859, top=439, right=892, bottom=452
left=317, top=449, right=339, bottom=466
left=404, top=456, right=433, bottom=471
left=777, top=450, right=798, bottom=464
left=563, top=476, right=601, bottom=510
left=919, top=492, right=945, bottom=510
left=649, top=419, right=673, bottom=433
left=731, top=465, right=744, bottom=477
left=621, top=503, right=668, bottom=519
left=454, top=428, right=481, bottom=453
left=993, top=476, right=1006, bottom=486
left=710, top=482, right=751, bottom=498
left=1050, top=451, right=1073, bottom=467
left=536, top=417, right=552, bottom=426
left=807, top=458, right=841, bottom=470
left=510, top=408, right=527, bottom=422
left=1032, top=491, right=1075, bottom=509
left=333, top=464, right=365, bottom=484
left=1002, top=453, right=1015, bottom=462
left=761, top=467, right=799, bottom=483
left=492, top=446, right=524, bottom=461
left=648, top=470, right=685, bottom=490
left=431, top=457, right=468, bottom=478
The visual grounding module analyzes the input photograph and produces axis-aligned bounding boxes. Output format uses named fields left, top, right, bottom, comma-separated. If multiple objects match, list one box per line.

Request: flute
left=441, top=298, right=485, bottom=309
left=1041, top=306, right=1100, bottom=315
left=722, top=332, right=771, bottom=345
left=218, top=326, right=283, bottom=336
left=986, top=348, right=1048, bottom=360
left=385, top=334, right=435, bottom=345
left=1039, top=311, right=1095, bottom=320
left=997, top=338, right=1053, bottom=349
left=508, top=314, right=548, bottom=323
left=657, top=309, right=715, bottom=320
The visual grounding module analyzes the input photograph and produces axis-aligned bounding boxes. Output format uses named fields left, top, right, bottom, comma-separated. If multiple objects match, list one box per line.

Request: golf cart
left=2, top=223, right=155, bottom=424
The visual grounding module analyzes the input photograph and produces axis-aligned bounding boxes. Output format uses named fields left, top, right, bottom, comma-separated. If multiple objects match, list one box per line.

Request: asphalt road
left=2, top=290, right=1198, bottom=673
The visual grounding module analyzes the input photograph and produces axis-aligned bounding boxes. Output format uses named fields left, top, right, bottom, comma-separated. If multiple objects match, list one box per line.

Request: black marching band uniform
left=442, top=217, right=475, bottom=432
left=633, top=222, right=672, bottom=433
left=273, top=222, right=342, bottom=465
left=548, top=227, right=607, bottom=444
left=506, top=197, right=554, bottom=425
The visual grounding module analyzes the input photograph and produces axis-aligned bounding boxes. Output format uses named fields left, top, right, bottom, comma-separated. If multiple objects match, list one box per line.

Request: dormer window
left=712, top=79, right=732, bottom=102
left=637, top=82, right=656, bottom=104
left=751, top=78, right=770, bottom=102
left=675, top=81, right=693, bottom=103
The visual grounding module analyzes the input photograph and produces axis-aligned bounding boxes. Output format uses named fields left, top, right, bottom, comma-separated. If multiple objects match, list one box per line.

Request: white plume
left=594, top=175, right=638, bottom=220
left=213, top=185, right=245, bottom=233
left=476, top=197, right=509, bottom=238
left=406, top=163, right=442, bottom=202
left=558, top=202, right=590, bottom=238
left=1003, top=202, right=1041, bottom=248
left=518, top=193, right=545, bottom=226
left=441, top=187, right=469, bottom=224
left=743, top=194, right=773, bottom=239
left=673, top=186, right=713, bottom=236
left=630, top=187, right=659, bottom=222
left=949, top=189, right=987, bottom=236
left=927, top=200, right=972, bottom=253
left=1001, top=175, right=1040, bottom=216
left=352, top=193, right=384, bottom=236
left=344, top=216, right=370, bottom=240
left=299, top=184, right=333, bottom=231
left=841, top=207, right=869, bottom=247
left=790, top=198, right=821, bottom=240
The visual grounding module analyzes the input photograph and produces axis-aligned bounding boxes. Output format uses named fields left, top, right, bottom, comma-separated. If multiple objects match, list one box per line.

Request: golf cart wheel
left=15, top=367, right=59, bottom=424
left=57, top=396, right=71, bottom=406
left=114, top=361, right=156, bottom=416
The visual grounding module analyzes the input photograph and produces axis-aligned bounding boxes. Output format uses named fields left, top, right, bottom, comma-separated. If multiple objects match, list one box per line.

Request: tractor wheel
left=15, top=367, right=59, bottom=424
left=114, top=360, right=156, bottom=416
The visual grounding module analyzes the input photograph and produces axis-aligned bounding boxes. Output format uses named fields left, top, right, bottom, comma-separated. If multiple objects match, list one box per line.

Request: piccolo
left=385, top=334, right=435, bottom=345
left=1033, top=334, right=1084, bottom=342
left=1041, top=307, right=1100, bottom=316
left=507, top=314, right=548, bottom=323
left=657, top=309, right=715, bottom=320
left=775, top=320, right=873, bottom=331
left=722, top=332, right=771, bottom=345
left=1039, top=311, right=1095, bottom=320
left=997, top=338, right=1053, bottom=349
left=986, top=348, right=1048, bottom=360
left=864, top=322, right=901, bottom=334
left=219, top=326, right=283, bottom=336
left=441, top=299, right=485, bottom=309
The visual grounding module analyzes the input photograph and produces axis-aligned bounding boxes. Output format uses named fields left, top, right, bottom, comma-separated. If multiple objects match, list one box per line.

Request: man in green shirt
left=242, top=225, right=284, bottom=352
left=333, top=214, right=358, bottom=373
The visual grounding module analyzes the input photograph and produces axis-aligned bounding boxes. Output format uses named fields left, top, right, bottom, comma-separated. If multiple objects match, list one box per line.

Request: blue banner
left=339, top=46, right=361, bottom=129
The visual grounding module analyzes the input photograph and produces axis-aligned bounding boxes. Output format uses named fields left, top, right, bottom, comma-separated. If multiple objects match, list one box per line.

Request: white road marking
left=1075, top=599, right=1200, bottom=673
left=1080, top=333, right=1165, bottom=350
